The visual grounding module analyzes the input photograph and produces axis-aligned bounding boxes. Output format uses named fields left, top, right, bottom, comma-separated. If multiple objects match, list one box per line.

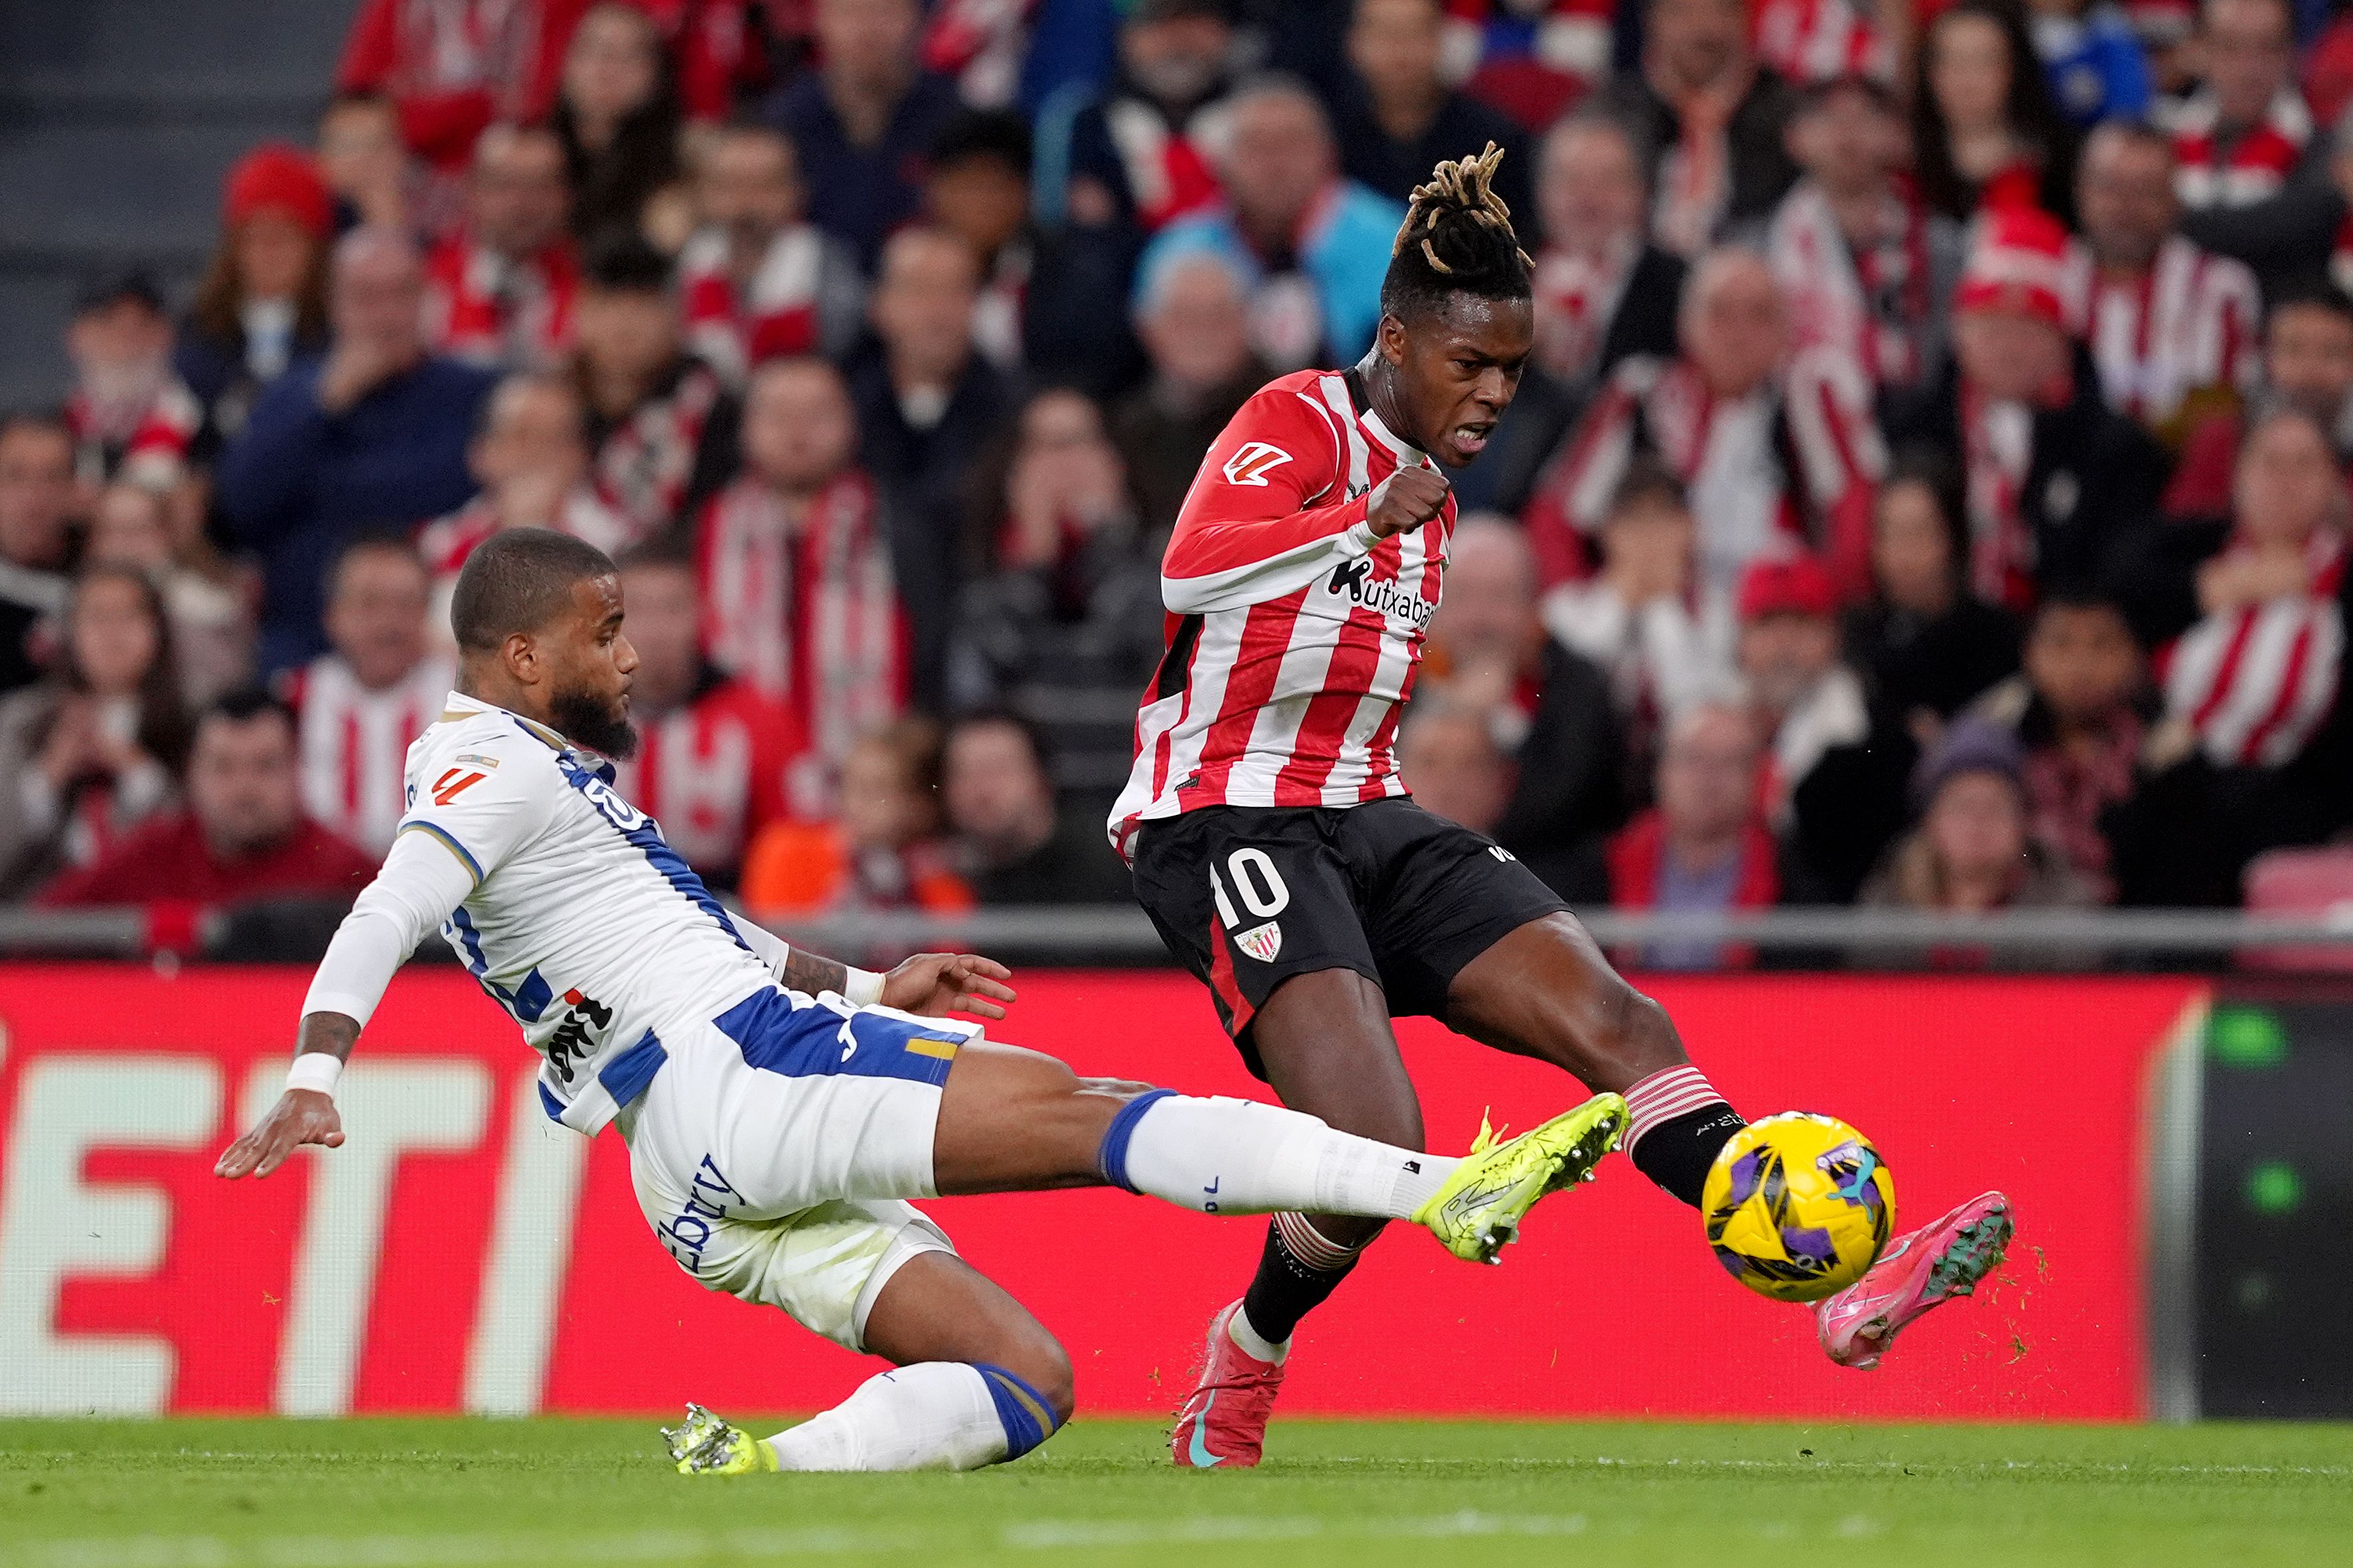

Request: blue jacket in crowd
left=1136, top=181, right=1407, bottom=370
left=217, top=353, right=495, bottom=677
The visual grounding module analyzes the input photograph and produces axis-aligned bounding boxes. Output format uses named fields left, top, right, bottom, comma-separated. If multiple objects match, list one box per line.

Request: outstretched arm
left=733, top=911, right=1018, bottom=1020
left=215, top=826, right=474, bottom=1178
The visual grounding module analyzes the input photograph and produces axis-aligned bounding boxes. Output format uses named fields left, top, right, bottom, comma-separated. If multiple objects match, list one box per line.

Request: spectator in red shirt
left=1607, top=697, right=1783, bottom=968
left=37, top=689, right=376, bottom=908
left=607, top=545, right=811, bottom=887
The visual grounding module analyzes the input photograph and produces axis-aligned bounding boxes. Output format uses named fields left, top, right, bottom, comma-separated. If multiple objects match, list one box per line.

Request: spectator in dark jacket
left=850, top=226, right=1011, bottom=703
left=767, top=0, right=962, bottom=271
left=176, top=144, right=335, bottom=464
left=1885, top=206, right=2167, bottom=631
left=1333, top=0, right=1532, bottom=222
left=571, top=234, right=740, bottom=543
left=942, top=709, right=1135, bottom=904
left=1425, top=516, right=1625, bottom=901
left=948, top=387, right=1165, bottom=800
left=1112, top=249, right=1266, bottom=539
left=1456, top=110, right=1687, bottom=516
left=922, top=108, right=1145, bottom=397
left=0, top=412, right=77, bottom=698
left=1598, top=0, right=1802, bottom=255
left=1842, top=452, right=2024, bottom=739
left=217, top=226, right=496, bottom=677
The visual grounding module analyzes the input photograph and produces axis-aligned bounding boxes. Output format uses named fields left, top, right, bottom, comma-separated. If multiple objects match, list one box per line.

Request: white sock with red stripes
left=1622, top=1064, right=1745, bottom=1209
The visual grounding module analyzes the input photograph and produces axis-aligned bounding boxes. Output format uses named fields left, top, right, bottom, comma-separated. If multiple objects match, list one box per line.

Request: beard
left=550, top=681, right=639, bottom=761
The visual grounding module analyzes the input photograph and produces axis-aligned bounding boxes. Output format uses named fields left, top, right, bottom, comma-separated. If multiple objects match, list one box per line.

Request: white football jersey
left=395, top=692, right=775, bottom=1134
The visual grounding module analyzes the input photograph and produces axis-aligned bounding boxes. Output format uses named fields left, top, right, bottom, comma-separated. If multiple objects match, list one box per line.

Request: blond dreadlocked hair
left=1381, top=142, right=1533, bottom=321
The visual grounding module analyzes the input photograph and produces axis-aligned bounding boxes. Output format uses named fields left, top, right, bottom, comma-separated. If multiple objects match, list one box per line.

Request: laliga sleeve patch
left=432, top=766, right=488, bottom=805
left=1222, top=442, right=1294, bottom=486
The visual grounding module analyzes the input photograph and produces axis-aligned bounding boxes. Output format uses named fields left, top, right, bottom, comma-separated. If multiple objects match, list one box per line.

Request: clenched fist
left=1367, top=464, right=1451, bottom=539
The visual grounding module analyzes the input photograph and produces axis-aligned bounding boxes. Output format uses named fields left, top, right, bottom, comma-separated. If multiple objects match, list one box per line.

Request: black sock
left=1630, top=1104, right=1747, bottom=1207
left=1239, top=1216, right=1368, bottom=1344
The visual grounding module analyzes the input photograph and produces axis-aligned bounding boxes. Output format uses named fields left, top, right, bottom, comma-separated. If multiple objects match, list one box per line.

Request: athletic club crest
left=1234, top=919, right=1283, bottom=963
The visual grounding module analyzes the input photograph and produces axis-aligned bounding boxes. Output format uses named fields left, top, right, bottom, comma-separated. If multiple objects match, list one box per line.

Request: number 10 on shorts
left=1212, top=849, right=1291, bottom=963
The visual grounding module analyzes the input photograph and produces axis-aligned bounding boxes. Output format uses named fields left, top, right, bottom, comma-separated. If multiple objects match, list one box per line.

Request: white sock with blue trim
left=766, top=1362, right=1015, bottom=1472
left=1102, top=1092, right=1454, bottom=1219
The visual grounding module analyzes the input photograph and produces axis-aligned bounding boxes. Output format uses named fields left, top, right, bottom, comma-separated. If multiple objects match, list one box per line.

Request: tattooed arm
left=735, top=914, right=1017, bottom=1020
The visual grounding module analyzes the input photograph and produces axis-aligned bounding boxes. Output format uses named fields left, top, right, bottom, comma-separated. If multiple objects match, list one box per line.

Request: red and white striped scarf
left=677, top=224, right=823, bottom=389
left=1531, top=238, right=1636, bottom=382
left=695, top=470, right=904, bottom=765
left=1752, top=0, right=1891, bottom=86
left=1767, top=180, right=1930, bottom=392
left=1101, top=94, right=1224, bottom=232
left=423, top=235, right=579, bottom=371
left=590, top=362, right=723, bottom=540
left=66, top=375, right=201, bottom=490
left=2080, top=235, right=2260, bottom=426
left=2165, top=86, right=2312, bottom=210
left=2165, top=532, right=2347, bottom=768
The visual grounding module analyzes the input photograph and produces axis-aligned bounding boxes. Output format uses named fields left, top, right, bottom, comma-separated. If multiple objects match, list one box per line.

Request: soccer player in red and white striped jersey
left=1127, top=146, right=2012, bottom=1470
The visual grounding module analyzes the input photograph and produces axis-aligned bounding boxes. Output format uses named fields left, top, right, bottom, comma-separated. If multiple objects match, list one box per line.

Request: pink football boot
left=1817, top=1191, right=2014, bottom=1370
left=1171, top=1301, right=1286, bottom=1468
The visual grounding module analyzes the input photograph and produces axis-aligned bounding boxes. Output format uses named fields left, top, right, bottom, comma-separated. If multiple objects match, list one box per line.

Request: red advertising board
left=0, top=966, right=2205, bottom=1420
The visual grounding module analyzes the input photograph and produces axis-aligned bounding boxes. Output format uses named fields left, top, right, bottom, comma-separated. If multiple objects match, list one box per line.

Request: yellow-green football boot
left=662, top=1404, right=779, bottom=1475
left=1413, top=1092, right=1626, bottom=1263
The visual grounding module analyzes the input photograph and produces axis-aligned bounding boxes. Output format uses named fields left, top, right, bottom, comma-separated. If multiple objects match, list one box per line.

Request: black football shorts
left=1128, top=797, right=1568, bottom=1077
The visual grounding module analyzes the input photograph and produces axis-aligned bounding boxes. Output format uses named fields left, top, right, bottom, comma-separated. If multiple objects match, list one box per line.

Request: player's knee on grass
left=986, top=1334, right=1077, bottom=1430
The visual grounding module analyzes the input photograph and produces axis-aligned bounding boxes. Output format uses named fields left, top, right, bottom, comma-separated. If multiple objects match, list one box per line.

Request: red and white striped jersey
left=2164, top=534, right=2346, bottom=769
left=1109, top=369, right=1450, bottom=856
left=2079, top=235, right=2260, bottom=426
left=289, top=651, right=455, bottom=856
left=606, top=675, right=811, bottom=877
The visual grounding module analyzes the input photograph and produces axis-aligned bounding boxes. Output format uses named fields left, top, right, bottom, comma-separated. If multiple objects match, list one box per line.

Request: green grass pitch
left=3, top=1418, right=2348, bottom=1567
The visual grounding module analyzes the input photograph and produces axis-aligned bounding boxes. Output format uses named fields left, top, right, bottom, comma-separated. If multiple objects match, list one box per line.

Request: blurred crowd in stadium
left=9, top=0, right=2353, bottom=944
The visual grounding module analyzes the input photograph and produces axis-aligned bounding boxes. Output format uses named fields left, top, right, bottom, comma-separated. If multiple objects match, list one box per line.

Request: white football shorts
left=618, top=985, right=984, bottom=1351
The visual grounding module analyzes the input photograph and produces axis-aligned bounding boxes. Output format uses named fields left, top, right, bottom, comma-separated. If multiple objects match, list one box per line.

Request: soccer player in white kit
left=215, top=528, right=1625, bottom=1476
